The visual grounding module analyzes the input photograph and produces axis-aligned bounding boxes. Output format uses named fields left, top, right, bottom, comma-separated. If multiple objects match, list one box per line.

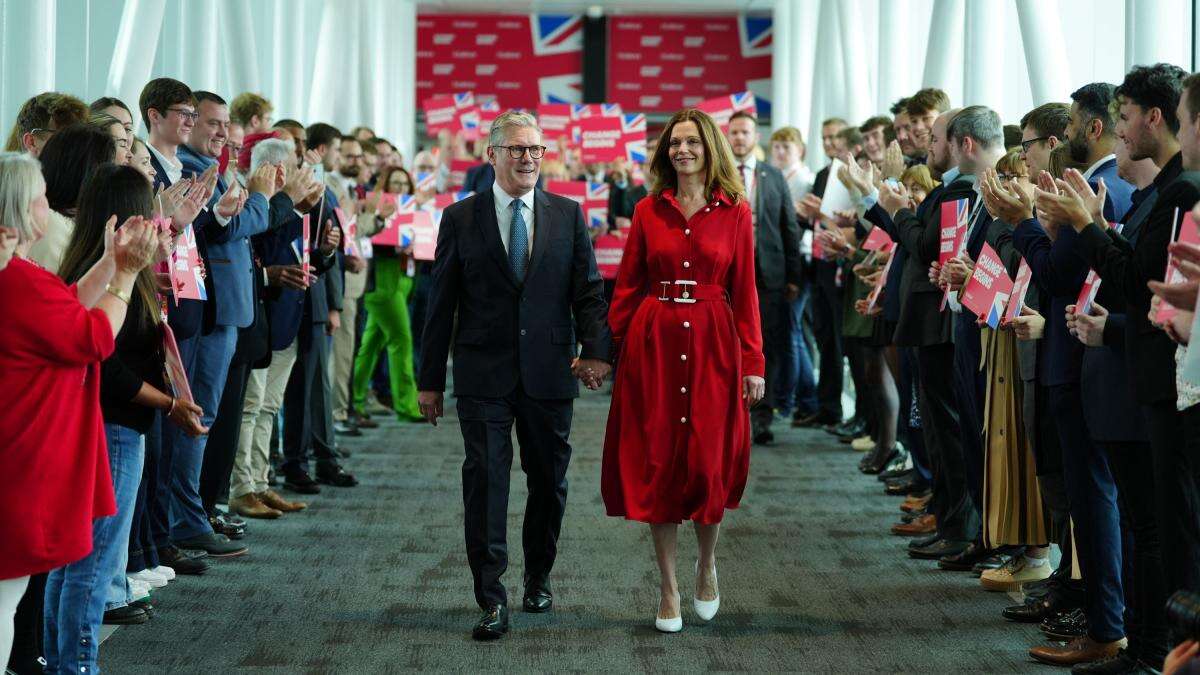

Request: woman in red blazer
left=0, top=152, right=159, bottom=666
left=601, top=109, right=765, bottom=633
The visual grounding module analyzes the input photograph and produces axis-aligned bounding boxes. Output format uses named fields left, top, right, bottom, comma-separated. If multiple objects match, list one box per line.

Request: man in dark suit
left=726, top=111, right=804, bottom=444
left=417, top=111, right=612, bottom=641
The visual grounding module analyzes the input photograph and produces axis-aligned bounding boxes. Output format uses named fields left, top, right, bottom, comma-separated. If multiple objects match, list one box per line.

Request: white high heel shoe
left=655, top=591, right=683, bottom=633
left=693, top=561, right=720, bottom=621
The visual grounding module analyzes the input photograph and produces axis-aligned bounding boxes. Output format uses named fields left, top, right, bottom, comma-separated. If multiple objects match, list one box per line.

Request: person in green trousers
left=352, top=167, right=423, bottom=421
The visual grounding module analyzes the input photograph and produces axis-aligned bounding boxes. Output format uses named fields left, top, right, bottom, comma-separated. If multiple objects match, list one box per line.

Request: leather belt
left=655, top=280, right=727, bottom=303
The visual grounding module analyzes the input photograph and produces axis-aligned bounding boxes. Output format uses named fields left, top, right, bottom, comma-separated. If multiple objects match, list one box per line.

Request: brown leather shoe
left=891, top=513, right=936, bottom=536
left=900, top=494, right=932, bottom=513
left=1028, top=636, right=1127, bottom=666
left=258, top=489, right=307, bottom=512
left=352, top=411, right=379, bottom=429
left=229, top=493, right=282, bottom=519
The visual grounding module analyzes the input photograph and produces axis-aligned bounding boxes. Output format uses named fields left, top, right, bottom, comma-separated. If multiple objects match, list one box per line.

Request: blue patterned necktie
left=509, top=198, right=529, bottom=281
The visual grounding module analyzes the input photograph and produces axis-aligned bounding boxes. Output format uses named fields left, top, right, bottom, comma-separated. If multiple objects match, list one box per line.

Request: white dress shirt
left=1083, top=153, right=1117, bottom=181
left=492, top=182, right=536, bottom=258
left=146, top=141, right=183, bottom=185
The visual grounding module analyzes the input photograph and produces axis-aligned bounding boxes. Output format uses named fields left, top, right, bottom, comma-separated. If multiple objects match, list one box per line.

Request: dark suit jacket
left=751, top=162, right=804, bottom=292
left=889, top=177, right=976, bottom=347
left=618, top=184, right=648, bottom=219
left=462, top=163, right=494, bottom=194
left=417, top=188, right=612, bottom=399
left=1077, top=155, right=1198, bottom=406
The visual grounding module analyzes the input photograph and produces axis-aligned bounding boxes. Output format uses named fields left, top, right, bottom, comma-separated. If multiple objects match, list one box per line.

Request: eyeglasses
left=998, top=172, right=1029, bottom=182
left=27, top=128, right=55, bottom=140
left=492, top=144, right=546, bottom=160
left=167, top=107, right=199, bottom=122
left=1020, top=136, right=1049, bottom=153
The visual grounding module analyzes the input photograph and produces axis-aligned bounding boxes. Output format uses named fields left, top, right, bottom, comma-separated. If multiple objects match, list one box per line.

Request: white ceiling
left=416, top=0, right=775, bottom=14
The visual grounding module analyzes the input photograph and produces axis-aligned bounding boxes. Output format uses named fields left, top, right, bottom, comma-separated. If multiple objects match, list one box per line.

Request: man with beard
left=329, top=136, right=370, bottom=436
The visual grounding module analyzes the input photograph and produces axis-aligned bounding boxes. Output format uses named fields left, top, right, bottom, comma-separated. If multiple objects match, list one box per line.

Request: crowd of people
left=1, top=58, right=1200, bottom=673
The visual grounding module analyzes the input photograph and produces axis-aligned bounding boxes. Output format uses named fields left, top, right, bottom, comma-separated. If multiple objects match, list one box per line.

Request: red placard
left=961, top=243, right=1014, bottom=328
left=607, top=16, right=771, bottom=115
left=865, top=247, right=897, bottom=313
left=416, top=14, right=583, bottom=110
left=448, top=159, right=476, bottom=190
left=1155, top=210, right=1200, bottom=323
left=696, top=92, right=758, bottom=131
left=593, top=232, right=625, bottom=279
left=161, top=323, right=194, bottom=404
left=938, top=198, right=970, bottom=266
left=410, top=211, right=438, bottom=261
left=169, top=224, right=207, bottom=302
left=1005, top=258, right=1032, bottom=322
left=1075, top=269, right=1102, bottom=317
left=860, top=226, right=893, bottom=252
left=547, top=180, right=609, bottom=229
left=578, top=116, right=625, bottom=163
left=422, top=95, right=458, bottom=137
left=569, top=103, right=622, bottom=144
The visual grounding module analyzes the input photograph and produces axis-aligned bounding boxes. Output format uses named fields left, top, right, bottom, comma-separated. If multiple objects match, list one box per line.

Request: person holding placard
left=602, top=108, right=764, bottom=634
left=351, top=166, right=424, bottom=423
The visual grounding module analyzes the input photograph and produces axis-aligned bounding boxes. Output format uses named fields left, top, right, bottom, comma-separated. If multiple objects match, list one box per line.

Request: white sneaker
left=127, top=578, right=152, bottom=601
left=655, top=592, right=683, bottom=633
left=151, top=565, right=176, bottom=581
left=980, top=555, right=1051, bottom=592
left=129, top=569, right=168, bottom=588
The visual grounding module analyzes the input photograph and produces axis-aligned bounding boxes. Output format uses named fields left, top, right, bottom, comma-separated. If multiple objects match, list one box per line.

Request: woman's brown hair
left=649, top=109, right=745, bottom=203
left=376, top=166, right=414, bottom=195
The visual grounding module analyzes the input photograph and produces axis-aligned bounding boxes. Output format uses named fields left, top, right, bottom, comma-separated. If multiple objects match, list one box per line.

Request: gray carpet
left=102, top=389, right=1054, bottom=673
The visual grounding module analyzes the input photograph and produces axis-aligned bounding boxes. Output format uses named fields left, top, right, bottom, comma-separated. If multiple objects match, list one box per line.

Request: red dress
left=601, top=189, right=764, bottom=525
left=0, top=258, right=116, bottom=579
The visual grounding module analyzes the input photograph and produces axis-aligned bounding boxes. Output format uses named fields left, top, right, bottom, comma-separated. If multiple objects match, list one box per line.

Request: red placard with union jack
left=547, top=180, right=609, bottom=230
left=696, top=91, right=758, bottom=130
left=417, top=14, right=583, bottom=110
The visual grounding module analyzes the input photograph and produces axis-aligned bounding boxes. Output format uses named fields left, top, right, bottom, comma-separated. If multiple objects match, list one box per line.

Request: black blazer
left=417, top=188, right=611, bottom=399
left=751, top=162, right=804, bottom=292
left=1077, top=158, right=1200, bottom=406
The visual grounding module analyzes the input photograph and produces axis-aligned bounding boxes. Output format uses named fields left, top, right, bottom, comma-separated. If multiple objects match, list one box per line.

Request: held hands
left=1066, top=302, right=1108, bottom=347
left=1147, top=240, right=1200, bottom=308
left=572, top=357, right=612, bottom=390
left=317, top=219, right=341, bottom=255
left=167, top=398, right=208, bottom=437
left=798, top=194, right=823, bottom=221
left=418, top=391, right=444, bottom=426
left=326, top=309, right=341, bottom=336
left=345, top=255, right=367, bottom=274
left=1164, top=639, right=1199, bottom=675
left=939, top=255, right=972, bottom=290
left=1004, top=305, right=1046, bottom=341
left=742, top=376, right=766, bottom=407
left=265, top=264, right=312, bottom=290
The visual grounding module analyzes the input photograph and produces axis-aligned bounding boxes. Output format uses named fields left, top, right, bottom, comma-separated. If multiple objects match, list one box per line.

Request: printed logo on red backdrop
left=569, top=103, right=623, bottom=144
left=537, top=103, right=573, bottom=161
left=479, top=101, right=501, bottom=135
left=422, top=95, right=459, bottom=137
left=578, top=117, right=624, bottom=163
left=607, top=15, right=771, bottom=115
left=418, top=14, right=583, bottom=109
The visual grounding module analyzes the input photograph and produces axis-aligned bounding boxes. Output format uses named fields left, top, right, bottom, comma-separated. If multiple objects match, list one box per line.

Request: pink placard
left=695, top=91, right=757, bottom=130
left=1004, top=258, right=1033, bottom=322
left=578, top=117, right=625, bottom=163
left=593, top=232, right=625, bottom=280
left=169, top=224, right=207, bottom=303
left=411, top=211, right=438, bottom=261
left=960, top=243, right=1014, bottom=328
left=861, top=226, right=893, bottom=252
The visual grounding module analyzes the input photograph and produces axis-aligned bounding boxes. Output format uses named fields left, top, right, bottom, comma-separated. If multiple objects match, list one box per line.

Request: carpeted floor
left=102, top=388, right=1054, bottom=673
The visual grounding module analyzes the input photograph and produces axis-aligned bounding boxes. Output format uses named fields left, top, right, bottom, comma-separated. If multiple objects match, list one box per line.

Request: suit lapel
left=475, top=190, right=519, bottom=289
left=527, top=190, right=553, bottom=281
left=755, top=169, right=766, bottom=220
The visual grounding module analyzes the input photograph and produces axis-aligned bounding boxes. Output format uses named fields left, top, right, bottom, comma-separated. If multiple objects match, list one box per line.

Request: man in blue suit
left=165, top=90, right=280, bottom=557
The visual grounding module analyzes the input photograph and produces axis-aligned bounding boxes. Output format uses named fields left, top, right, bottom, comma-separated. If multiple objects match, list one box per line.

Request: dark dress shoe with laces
left=158, top=545, right=210, bottom=574
left=472, top=605, right=510, bottom=640
left=879, top=465, right=914, bottom=482
left=316, top=461, right=359, bottom=487
left=523, top=581, right=553, bottom=613
left=176, top=532, right=248, bottom=558
left=1069, top=649, right=1147, bottom=674
left=1041, top=608, right=1088, bottom=640
left=1002, top=591, right=1078, bottom=623
left=937, top=540, right=991, bottom=571
left=909, top=538, right=969, bottom=560
left=284, top=467, right=322, bottom=494
left=103, top=605, right=148, bottom=625
left=792, top=411, right=837, bottom=428
left=972, top=550, right=1016, bottom=575
left=860, top=445, right=899, bottom=475
left=908, top=533, right=941, bottom=550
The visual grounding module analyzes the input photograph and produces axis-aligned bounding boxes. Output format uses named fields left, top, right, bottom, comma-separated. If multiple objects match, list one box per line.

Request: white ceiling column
left=1014, top=0, right=1071, bottom=105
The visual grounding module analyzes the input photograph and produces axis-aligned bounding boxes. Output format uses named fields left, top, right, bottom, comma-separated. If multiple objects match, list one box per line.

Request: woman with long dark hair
left=601, top=109, right=765, bottom=632
left=46, top=164, right=204, bottom=673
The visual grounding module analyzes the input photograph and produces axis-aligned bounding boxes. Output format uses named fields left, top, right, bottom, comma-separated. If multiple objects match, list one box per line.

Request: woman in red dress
left=601, top=109, right=765, bottom=633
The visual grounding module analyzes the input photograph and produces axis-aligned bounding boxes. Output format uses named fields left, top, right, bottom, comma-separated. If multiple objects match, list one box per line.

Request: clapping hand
left=283, top=165, right=316, bottom=205
left=881, top=140, right=905, bottom=180
left=877, top=180, right=911, bottom=218
left=1059, top=168, right=1107, bottom=230
left=798, top=193, right=823, bottom=221
left=939, top=254, right=972, bottom=290
left=247, top=163, right=281, bottom=198
left=981, top=168, right=1034, bottom=225
left=215, top=181, right=247, bottom=219
left=572, top=357, right=611, bottom=390
left=107, top=215, right=160, bottom=273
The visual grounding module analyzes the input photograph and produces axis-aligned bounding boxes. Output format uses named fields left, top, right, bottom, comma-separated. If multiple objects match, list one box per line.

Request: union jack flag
left=533, top=15, right=583, bottom=54
left=622, top=114, right=647, bottom=163
left=414, top=173, right=437, bottom=193
left=586, top=182, right=610, bottom=229
left=453, top=92, right=475, bottom=109
left=986, top=292, right=1009, bottom=329
left=697, top=91, right=758, bottom=130
left=397, top=194, right=418, bottom=212
left=739, top=15, right=772, bottom=57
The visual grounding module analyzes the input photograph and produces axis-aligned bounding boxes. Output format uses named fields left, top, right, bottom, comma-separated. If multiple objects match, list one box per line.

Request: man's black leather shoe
left=103, top=605, right=148, bottom=625
left=937, top=540, right=991, bottom=571
left=283, top=467, right=322, bottom=494
left=316, top=461, right=358, bottom=487
left=1002, top=592, right=1078, bottom=623
left=1069, top=650, right=1145, bottom=675
left=1041, top=608, right=1088, bottom=640
left=907, top=533, right=941, bottom=550
left=472, top=605, right=509, bottom=640
left=879, top=465, right=914, bottom=482
left=523, top=581, right=553, bottom=613
left=792, top=411, right=837, bottom=428
left=909, top=538, right=968, bottom=560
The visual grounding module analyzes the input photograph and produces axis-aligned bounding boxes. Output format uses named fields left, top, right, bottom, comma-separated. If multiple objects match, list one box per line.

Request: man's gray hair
left=0, top=152, right=44, bottom=244
left=487, top=110, right=541, bottom=148
left=947, top=105, right=1004, bottom=151
left=250, top=137, right=295, bottom=173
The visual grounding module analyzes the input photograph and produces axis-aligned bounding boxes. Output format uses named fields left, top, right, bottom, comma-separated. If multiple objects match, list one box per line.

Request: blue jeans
left=776, top=287, right=817, bottom=416
left=44, top=423, right=144, bottom=675
left=164, top=325, right=238, bottom=541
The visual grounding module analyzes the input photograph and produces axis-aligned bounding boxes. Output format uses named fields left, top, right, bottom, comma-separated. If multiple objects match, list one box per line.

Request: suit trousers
left=1143, top=402, right=1200, bottom=595
left=233, top=343, right=298, bottom=498
left=331, top=294, right=359, bottom=422
left=916, top=343, right=977, bottom=542
left=899, top=347, right=931, bottom=481
left=752, top=289, right=789, bottom=432
left=1033, top=384, right=1074, bottom=581
left=1103, top=440, right=1168, bottom=666
left=953, top=327, right=987, bottom=528
left=810, top=264, right=844, bottom=420
left=283, top=324, right=338, bottom=472
left=1050, top=383, right=1124, bottom=643
left=199, top=361, right=251, bottom=513
left=456, top=386, right=574, bottom=609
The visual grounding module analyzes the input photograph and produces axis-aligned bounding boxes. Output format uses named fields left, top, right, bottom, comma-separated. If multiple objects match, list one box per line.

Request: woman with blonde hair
left=602, top=109, right=764, bottom=632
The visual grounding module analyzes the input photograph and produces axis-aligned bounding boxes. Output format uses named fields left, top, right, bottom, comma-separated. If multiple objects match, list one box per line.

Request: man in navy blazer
left=165, top=91, right=278, bottom=553
left=417, top=111, right=611, bottom=641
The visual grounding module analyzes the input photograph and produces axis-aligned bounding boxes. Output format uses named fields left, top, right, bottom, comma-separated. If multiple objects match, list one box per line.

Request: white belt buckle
left=673, top=279, right=697, bottom=303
